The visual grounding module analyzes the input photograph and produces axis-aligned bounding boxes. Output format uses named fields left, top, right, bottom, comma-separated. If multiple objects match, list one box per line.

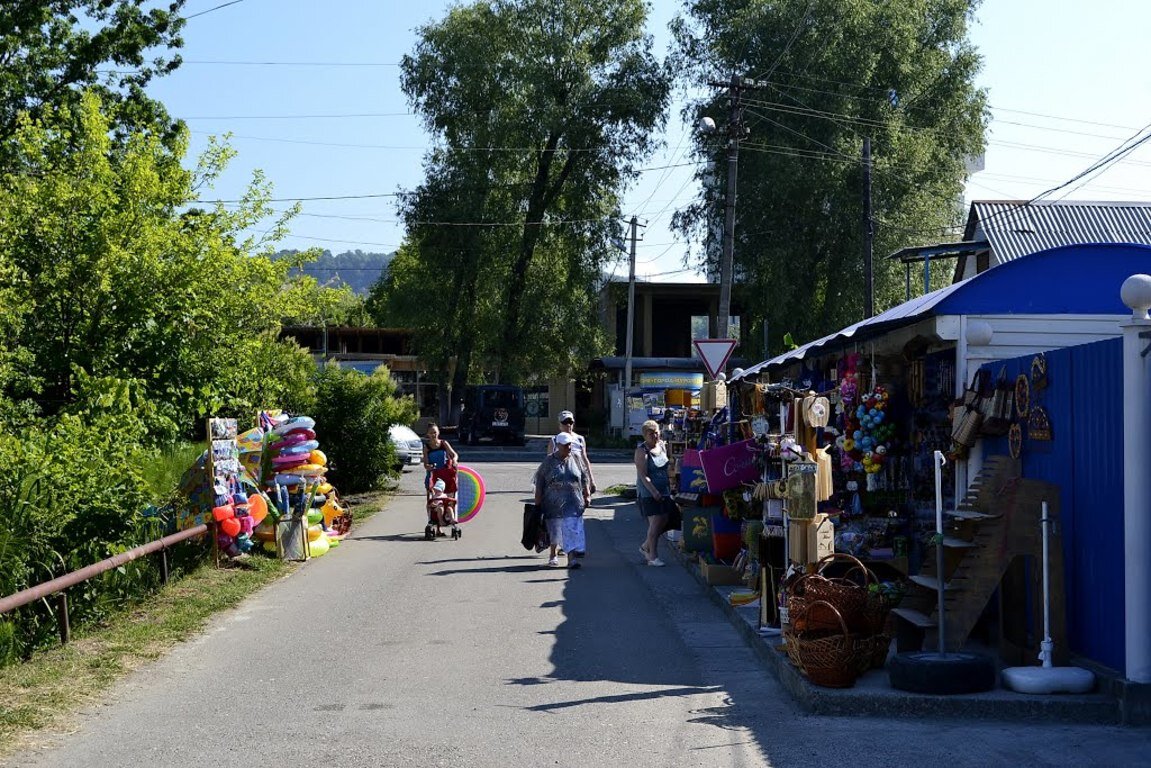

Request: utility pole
left=624, top=215, right=638, bottom=395
left=621, top=216, right=639, bottom=435
left=718, top=74, right=742, bottom=340
left=863, top=136, right=875, bottom=318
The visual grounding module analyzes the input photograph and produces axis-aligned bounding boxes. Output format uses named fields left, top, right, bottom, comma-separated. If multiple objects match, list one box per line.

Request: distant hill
left=273, top=249, right=394, bottom=295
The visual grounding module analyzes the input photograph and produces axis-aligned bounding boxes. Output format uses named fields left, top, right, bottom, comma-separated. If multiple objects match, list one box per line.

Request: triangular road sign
left=693, top=338, right=738, bottom=380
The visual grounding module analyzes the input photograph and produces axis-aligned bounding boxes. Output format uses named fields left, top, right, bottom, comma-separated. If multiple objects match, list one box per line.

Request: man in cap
left=548, top=409, right=596, bottom=494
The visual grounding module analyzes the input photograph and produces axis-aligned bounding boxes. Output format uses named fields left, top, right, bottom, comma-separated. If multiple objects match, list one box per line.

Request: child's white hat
left=433, top=479, right=446, bottom=492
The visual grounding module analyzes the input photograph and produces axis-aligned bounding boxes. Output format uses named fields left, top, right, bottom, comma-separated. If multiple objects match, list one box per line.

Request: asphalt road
left=8, top=453, right=1149, bottom=768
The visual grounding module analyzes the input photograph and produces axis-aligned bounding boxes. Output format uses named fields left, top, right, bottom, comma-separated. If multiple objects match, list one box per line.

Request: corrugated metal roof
left=968, top=200, right=1151, bottom=263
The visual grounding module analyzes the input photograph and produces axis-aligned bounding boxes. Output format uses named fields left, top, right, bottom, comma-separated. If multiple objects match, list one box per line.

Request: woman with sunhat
left=534, top=431, right=591, bottom=569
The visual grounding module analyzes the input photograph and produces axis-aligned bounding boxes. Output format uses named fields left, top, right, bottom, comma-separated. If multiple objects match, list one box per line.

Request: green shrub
left=310, top=363, right=418, bottom=493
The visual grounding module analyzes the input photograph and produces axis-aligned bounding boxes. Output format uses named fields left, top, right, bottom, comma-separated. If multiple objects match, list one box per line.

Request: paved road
left=8, top=456, right=1149, bottom=767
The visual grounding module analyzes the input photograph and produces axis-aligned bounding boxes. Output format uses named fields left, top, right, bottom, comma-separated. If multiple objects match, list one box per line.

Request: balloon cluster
left=212, top=483, right=268, bottom=557
left=854, top=386, right=894, bottom=474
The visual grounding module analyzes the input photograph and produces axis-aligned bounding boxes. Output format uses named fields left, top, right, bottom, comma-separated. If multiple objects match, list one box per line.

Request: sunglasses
left=561, top=419, right=574, bottom=425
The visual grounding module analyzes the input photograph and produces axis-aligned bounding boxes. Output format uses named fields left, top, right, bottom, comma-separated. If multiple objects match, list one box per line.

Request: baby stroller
left=425, top=465, right=461, bottom=541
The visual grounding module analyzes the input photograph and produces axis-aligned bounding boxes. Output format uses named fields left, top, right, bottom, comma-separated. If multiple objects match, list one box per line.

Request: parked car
left=389, top=424, right=423, bottom=470
left=458, top=384, right=526, bottom=445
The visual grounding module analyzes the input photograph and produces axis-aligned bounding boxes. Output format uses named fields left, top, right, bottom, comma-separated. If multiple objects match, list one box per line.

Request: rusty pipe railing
left=0, top=524, right=209, bottom=644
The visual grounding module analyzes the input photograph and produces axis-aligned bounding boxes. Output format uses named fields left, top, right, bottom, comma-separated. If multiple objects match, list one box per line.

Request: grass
left=0, top=489, right=392, bottom=762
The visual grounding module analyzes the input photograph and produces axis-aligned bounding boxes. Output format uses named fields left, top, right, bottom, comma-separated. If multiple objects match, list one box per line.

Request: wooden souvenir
left=1008, top=423, right=1023, bottom=459
left=1015, top=374, right=1030, bottom=419
left=1028, top=406, right=1052, bottom=441
left=1030, top=354, right=1048, bottom=390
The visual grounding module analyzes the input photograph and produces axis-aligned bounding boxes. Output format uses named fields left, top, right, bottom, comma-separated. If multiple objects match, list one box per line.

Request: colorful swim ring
left=309, top=449, right=327, bottom=466
left=307, top=533, right=330, bottom=557
left=270, top=431, right=309, bottom=449
left=455, top=465, right=486, bottom=524
left=272, top=416, right=315, bottom=435
left=295, top=463, right=326, bottom=477
left=278, top=440, right=319, bottom=456
left=272, top=454, right=309, bottom=467
left=273, top=473, right=306, bottom=486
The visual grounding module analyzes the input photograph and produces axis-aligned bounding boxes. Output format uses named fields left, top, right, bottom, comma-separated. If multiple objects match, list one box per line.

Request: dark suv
left=459, top=385, right=526, bottom=445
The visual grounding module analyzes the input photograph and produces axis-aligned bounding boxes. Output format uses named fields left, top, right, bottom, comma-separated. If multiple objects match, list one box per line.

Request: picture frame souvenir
left=1031, top=354, right=1048, bottom=390
left=1028, top=406, right=1053, bottom=442
left=1008, top=423, right=1023, bottom=459
left=1015, top=373, right=1030, bottom=419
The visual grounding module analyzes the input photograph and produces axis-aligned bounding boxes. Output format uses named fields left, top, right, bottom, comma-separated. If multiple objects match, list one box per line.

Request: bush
left=310, top=363, right=418, bottom=493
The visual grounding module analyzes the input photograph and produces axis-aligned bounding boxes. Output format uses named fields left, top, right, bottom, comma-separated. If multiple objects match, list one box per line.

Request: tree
left=671, top=0, right=987, bottom=354
left=0, top=93, right=316, bottom=440
left=0, top=1, right=185, bottom=167
left=374, top=0, right=671, bottom=409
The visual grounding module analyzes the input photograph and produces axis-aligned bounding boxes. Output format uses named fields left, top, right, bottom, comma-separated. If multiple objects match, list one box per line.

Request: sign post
left=693, top=339, right=737, bottom=380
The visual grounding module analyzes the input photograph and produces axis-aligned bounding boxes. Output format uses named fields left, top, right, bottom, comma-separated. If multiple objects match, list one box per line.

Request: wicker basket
left=787, top=600, right=861, bottom=688
left=790, top=554, right=876, bottom=633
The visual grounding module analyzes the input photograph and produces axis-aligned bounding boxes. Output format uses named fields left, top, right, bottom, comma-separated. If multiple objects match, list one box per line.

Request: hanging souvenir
left=1015, top=373, right=1030, bottom=419
left=1031, top=354, right=1048, bottom=390
left=1008, top=423, right=1023, bottom=459
left=1028, top=406, right=1053, bottom=441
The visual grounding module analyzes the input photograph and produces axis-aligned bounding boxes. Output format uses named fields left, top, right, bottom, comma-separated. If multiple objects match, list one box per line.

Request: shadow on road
left=498, top=497, right=782, bottom=765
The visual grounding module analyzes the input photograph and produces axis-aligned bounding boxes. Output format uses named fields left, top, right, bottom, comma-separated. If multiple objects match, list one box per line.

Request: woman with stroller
left=422, top=423, right=458, bottom=497
left=533, top=432, right=591, bottom=569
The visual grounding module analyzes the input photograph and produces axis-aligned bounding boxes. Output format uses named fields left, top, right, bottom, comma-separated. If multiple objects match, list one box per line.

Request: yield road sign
left=693, top=338, right=737, bottom=380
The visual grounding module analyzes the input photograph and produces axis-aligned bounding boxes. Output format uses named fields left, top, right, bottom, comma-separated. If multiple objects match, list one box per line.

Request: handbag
left=521, top=503, right=548, bottom=551
left=662, top=496, right=682, bottom=531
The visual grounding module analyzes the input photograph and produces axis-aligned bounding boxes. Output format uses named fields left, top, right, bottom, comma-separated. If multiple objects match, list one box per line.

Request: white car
left=389, top=424, right=423, bottom=470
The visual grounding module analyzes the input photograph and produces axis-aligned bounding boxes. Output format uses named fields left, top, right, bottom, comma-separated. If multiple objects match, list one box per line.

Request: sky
left=145, top=1, right=1151, bottom=285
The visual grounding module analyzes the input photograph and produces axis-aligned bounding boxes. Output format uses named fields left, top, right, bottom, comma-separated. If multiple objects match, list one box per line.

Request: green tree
left=310, top=363, right=418, bottom=493
left=375, top=0, right=671, bottom=405
left=0, top=93, right=315, bottom=440
left=672, top=0, right=987, bottom=354
left=0, top=1, right=185, bottom=167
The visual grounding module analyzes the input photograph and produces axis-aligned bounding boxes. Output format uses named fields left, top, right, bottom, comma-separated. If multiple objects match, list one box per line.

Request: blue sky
left=147, top=1, right=1151, bottom=284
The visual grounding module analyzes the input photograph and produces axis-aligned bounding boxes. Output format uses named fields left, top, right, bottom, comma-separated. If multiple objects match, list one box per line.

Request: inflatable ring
left=307, top=533, right=330, bottom=557
left=309, top=449, right=327, bottom=466
left=272, top=416, right=315, bottom=435
left=295, top=463, right=325, bottom=477
left=278, top=440, right=319, bottom=456
left=307, top=524, right=323, bottom=541
left=271, top=432, right=308, bottom=449
left=273, top=473, right=306, bottom=486
left=273, top=454, right=309, bottom=466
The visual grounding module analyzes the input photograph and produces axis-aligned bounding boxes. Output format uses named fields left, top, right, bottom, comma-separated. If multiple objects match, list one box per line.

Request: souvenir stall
left=717, top=242, right=1148, bottom=688
left=180, top=411, right=351, bottom=562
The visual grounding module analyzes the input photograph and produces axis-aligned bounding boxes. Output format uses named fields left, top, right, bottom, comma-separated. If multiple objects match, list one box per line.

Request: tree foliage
left=0, top=1, right=185, bottom=168
left=371, top=0, right=671, bottom=398
left=309, top=363, right=418, bottom=493
left=671, top=0, right=987, bottom=354
left=0, top=93, right=316, bottom=440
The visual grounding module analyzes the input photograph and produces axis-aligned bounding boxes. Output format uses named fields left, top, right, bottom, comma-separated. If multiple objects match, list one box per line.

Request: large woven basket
left=786, top=599, right=861, bottom=688
left=789, top=554, right=876, bottom=633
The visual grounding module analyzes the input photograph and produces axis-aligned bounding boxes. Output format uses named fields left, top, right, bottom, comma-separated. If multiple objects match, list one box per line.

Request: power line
left=185, top=0, right=245, bottom=20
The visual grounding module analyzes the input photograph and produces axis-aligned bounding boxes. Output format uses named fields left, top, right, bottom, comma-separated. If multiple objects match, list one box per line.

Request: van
left=459, top=385, right=526, bottom=445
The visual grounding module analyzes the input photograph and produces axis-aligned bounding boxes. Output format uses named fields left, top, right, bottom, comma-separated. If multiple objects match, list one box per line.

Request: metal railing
left=0, top=524, right=208, bottom=645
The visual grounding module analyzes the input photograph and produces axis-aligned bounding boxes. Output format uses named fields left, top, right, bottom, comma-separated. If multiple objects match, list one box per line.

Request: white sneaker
left=646, top=558, right=666, bottom=567
left=547, top=557, right=560, bottom=567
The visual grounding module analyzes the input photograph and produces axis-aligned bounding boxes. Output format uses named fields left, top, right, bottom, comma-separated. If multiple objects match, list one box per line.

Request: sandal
left=646, top=558, right=666, bottom=567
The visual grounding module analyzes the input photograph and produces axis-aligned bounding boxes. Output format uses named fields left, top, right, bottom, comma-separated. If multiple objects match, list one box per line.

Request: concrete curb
left=668, top=545, right=1122, bottom=724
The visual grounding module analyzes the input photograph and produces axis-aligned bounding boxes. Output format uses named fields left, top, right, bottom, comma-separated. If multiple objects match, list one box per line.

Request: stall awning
left=733, top=241, right=1151, bottom=380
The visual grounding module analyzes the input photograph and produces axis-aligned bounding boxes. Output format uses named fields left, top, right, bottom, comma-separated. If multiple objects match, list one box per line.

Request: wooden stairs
left=892, top=455, right=1065, bottom=661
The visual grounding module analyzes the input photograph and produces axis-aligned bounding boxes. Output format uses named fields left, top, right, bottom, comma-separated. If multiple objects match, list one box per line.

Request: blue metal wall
left=981, top=337, right=1125, bottom=672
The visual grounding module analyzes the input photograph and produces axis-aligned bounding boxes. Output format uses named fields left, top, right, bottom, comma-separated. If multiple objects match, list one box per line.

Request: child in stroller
left=425, top=466, right=461, bottom=540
